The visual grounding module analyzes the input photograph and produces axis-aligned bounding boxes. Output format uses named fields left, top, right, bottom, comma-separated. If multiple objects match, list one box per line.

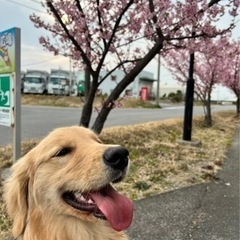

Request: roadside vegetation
left=0, top=110, right=239, bottom=238
left=21, top=94, right=160, bottom=109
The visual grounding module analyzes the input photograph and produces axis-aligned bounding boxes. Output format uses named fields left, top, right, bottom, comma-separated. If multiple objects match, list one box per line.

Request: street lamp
left=61, top=52, right=74, bottom=95
left=156, top=52, right=161, bottom=106
left=183, top=50, right=195, bottom=141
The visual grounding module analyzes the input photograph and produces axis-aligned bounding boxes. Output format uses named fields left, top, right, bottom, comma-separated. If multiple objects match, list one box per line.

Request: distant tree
left=168, top=91, right=183, bottom=103
left=30, top=0, right=239, bottom=133
left=164, top=36, right=232, bottom=126
left=221, top=40, right=240, bottom=114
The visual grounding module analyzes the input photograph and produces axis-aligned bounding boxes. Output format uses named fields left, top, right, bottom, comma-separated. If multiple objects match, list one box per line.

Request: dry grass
left=22, top=94, right=84, bottom=108
left=0, top=111, right=239, bottom=238
left=101, top=111, right=239, bottom=199
left=21, top=94, right=159, bottom=109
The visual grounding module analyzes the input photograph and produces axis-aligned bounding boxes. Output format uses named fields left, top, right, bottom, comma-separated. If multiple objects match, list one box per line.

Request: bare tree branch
left=208, top=0, right=221, bottom=8
left=96, top=0, right=107, bottom=49
left=148, top=0, right=165, bottom=40
left=99, top=58, right=142, bottom=85
left=47, top=1, right=94, bottom=74
left=96, top=0, right=135, bottom=74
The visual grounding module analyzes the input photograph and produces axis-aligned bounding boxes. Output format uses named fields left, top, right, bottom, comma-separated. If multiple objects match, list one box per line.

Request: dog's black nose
left=103, top=146, right=129, bottom=170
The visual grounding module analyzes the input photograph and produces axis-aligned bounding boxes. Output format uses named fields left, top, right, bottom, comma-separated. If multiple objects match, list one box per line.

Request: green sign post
left=0, top=75, right=11, bottom=106
left=0, top=28, right=21, bottom=162
left=0, top=74, right=11, bottom=125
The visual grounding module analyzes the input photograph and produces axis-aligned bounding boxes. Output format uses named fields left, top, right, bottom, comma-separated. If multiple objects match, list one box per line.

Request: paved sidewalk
left=127, top=128, right=239, bottom=240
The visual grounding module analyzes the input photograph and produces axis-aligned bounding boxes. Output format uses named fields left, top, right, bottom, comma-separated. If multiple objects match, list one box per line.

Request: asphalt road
left=0, top=104, right=235, bottom=146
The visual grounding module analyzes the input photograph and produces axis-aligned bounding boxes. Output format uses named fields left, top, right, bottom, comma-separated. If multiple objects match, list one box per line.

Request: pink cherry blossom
left=163, top=35, right=239, bottom=125
left=29, top=0, right=240, bottom=132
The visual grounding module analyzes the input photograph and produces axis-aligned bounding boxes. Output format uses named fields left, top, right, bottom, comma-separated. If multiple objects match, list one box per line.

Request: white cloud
left=21, top=44, right=70, bottom=72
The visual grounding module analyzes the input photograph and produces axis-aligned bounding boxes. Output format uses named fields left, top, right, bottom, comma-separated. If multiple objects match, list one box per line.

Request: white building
left=152, top=79, right=185, bottom=98
left=211, top=84, right=237, bottom=102
left=75, top=70, right=156, bottom=98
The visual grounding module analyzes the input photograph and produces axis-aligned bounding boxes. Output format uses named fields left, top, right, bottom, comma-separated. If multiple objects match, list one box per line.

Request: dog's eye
left=55, top=148, right=72, bottom=157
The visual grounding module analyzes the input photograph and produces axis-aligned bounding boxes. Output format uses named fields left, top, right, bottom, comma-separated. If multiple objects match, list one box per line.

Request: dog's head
left=4, top=126, right=133, bottom=237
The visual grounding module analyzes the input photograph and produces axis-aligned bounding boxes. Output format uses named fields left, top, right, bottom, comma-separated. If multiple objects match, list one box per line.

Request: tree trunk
left=79, top=72, right=98, bottom=128
left=91, top=40, right=163, bottom=134
left=84, top=68, right=91, bottom=98
left=80, top=98, right=93, bottom=128
left=236, top=96, right=240, bottom=114
left=204, top=98, right=212, bottom=127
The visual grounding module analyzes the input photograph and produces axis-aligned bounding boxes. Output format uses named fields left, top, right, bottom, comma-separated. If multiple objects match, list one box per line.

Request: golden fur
left=4, top=126, right=131, bottom=240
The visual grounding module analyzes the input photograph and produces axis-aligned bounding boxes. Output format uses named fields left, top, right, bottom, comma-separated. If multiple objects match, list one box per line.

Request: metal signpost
left=0, top=28, right=21, bottom=162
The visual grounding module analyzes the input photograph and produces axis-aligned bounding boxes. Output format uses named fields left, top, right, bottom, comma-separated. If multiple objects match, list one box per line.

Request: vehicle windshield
left=49, top=77, right=69, bottom=85
left=24, top=77, right=43, bottom=84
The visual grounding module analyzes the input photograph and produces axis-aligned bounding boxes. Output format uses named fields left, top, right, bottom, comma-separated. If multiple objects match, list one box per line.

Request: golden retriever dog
left=4, top=126, right=133, bottom=240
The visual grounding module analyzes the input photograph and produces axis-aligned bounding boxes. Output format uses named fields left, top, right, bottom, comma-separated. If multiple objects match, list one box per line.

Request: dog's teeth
left=73, top=192, right=94, bottom=204
left=80, top=196, right=86, bottom=202
left=75, top=192, right=82, bottom=198
left=88, top=199, right=94, bottom=204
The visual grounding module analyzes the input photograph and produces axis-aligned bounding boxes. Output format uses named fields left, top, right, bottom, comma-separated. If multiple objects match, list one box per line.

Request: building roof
left=139, top=77, right=156, bottom=82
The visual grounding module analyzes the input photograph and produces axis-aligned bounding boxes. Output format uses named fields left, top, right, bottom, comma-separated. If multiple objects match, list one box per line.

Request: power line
left=22, top=55, right=67, bottom=67
left=29, top=0, right=41, bottom=4
left=4, top=0, right=47, bottom=14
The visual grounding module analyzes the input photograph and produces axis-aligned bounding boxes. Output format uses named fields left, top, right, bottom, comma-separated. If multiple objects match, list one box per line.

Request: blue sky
left=1, top=0, right=239, bottom=100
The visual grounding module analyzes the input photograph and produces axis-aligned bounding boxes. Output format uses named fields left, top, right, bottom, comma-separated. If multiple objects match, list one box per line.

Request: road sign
left=0, top=74, right=11, bottom=126
left=0, top=27, right=21, bottom=162
left=0, top=28, right=16, bottom=74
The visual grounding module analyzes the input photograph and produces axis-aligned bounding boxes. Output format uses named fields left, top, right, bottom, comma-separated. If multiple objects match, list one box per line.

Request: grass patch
left=21, top=94, right=159, bottom=108
left=0, top=111, right=239, bottom=238
left=133, top=181, right=152, bottom=191
left=22, top=94, right=83, bottom=108
left=121, top=98, right=160, bottom=108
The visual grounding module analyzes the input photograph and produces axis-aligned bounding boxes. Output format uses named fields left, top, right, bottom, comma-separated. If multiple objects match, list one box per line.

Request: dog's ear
left=4, top=155, right=31, bottom=237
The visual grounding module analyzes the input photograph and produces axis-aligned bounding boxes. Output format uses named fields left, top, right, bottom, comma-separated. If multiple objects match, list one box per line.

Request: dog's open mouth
left=62, top=184, right=133, bottom=231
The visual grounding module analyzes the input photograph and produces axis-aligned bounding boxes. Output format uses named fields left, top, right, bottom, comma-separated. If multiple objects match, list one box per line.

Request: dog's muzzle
left=62, top=146, right=133, bottom=232
left=103, top=146, right=129, bottom=171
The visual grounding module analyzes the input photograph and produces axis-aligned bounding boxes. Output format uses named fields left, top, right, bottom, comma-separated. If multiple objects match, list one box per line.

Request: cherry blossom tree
left=221, top=40, right=240, bottom=114
left=163, top=36, right=233, bottom=126
left=30, top=0, right=239, bottom=133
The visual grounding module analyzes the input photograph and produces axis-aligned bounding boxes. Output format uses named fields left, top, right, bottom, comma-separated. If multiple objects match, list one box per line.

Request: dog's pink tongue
left=90, top=185, right=133, bottom=231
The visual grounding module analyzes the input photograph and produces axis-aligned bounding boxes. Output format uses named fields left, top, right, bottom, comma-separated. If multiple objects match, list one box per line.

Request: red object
left=140, top=87, right=148, bottom=101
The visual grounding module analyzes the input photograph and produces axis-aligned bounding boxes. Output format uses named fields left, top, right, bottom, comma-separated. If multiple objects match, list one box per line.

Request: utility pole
left=156, top=53, right=161, bottom=106
left=69, top=56, right=72, bottom=95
